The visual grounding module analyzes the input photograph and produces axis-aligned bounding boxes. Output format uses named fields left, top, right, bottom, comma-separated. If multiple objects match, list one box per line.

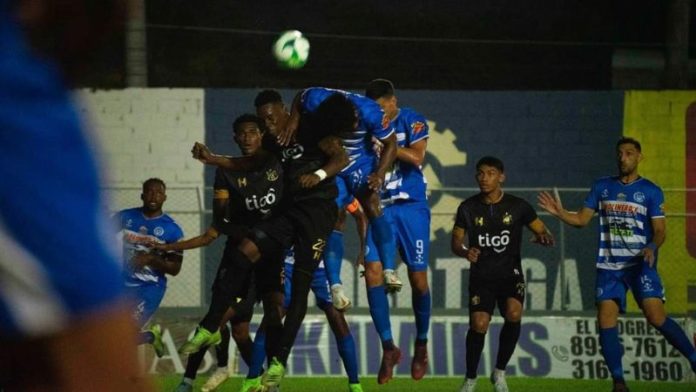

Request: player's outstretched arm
left=153, top=227, right=219, bottom=252
left=527, top=218, right=555, bottom=247
left=537, top=190, right=594, bottom=228
left=298, top=135, right=349, bottom=188
left=277, top=90, right=304, bottom=146
left=451, top=225, right=480, bottom=262
left=191, top=142, right=260, bottom=171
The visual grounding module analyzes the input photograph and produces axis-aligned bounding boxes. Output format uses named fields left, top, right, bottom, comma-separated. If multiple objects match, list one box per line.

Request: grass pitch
left=156, top=375, right=693, bottom=391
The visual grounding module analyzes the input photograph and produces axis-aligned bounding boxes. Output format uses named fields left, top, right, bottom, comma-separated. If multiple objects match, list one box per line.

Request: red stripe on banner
left=686, top=102, right=696, bottom=258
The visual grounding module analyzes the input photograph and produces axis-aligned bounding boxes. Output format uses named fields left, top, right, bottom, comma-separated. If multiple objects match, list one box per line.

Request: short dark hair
left=143, top=177, right=166, bottom=191
left=616, top=137, right=641, bottom=152
left=476, top=156, right=505, bottom=172
left=365, top=78, right=395, bottom=100
left=254, top=89, right=283, bottom=108
left=312, top=93, right=357, bottom=136
left=232, top=113, right=266, bottom=134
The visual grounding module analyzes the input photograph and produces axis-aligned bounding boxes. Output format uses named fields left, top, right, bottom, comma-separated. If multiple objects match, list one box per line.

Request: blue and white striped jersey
left=114, top=208, right=184, bottom=286
left=381, top=107, right=429, bottom=204
left=300, top=87, right=394, bottom=171
left=584, top=176, right=665, bottom=270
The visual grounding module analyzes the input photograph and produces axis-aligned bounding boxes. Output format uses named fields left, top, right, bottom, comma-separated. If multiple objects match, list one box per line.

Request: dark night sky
left=84, top=0, right=693, bottom=89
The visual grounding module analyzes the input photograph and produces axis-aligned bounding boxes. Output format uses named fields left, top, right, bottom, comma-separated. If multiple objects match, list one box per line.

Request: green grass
left=156, top=375, right=693, bottom=391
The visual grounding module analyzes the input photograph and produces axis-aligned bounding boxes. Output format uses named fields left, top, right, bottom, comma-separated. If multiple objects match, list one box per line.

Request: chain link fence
left=105, top=187, right=696, bottom=318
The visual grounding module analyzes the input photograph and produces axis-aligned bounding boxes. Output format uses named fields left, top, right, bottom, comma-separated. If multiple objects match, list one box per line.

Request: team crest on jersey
left=381, top=113, right=390, bottom=129
left=266, top=169, right=279, bottom=181
left=237, top=177, right=247, bottom=187
left=412, top=121, right=426, bottom=134
left=502, top=212, right=513, bottom=225
left=516, top=282, right=526, bottom=296
left=475, top=217, right=484, bottom=226
left=154, top=226, right=164, bottom=237
left=471, top=295, right=480, bottom=305
left=617, top=193, right=626, bottom=201
left=633, top=191, right=645, bottom=203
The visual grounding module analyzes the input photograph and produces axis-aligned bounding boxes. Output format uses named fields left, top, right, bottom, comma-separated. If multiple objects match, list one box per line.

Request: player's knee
left=231, top=323, right=249, bottom=342
left=364, top=263, right=383, bottom=286
left=505, top=309, right=522, bottom=323
left=471, top=317, right=490, bottom=333
left=645, top=312, right=666, bottom=328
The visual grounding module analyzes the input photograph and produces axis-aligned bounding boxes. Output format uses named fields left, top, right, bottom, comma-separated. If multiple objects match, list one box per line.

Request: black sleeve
left=454, top=202, right=469, bottom=229
left=213, top=167, right=227, bottom=190
left=519, top=199, right=538, bottom=226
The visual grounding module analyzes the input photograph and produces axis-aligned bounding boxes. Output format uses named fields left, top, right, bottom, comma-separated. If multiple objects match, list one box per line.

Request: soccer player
left=158, top=114, right=284, bottom=392
left=0, top=1, right=152, bottom=390
left=113, top=178, right=184, bottom=358
left=255, top=89, right=369, bottom=311
left=186, top=93, right=351, bottom=390
left=452, top=156, right=554, bottom=392
left=538, top=137, right=696, bottom=392
left=278, top=87, right=404, bottom=383
left=365, top=78, right=432, bottom=380
left=240, top=247, right=363, bottom=392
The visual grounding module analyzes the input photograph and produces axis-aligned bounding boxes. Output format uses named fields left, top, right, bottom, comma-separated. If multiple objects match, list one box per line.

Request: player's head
left=615, top=137, right=643, bottom=176
left=312, top=93, right=358, bottom=138
left=233, top=114, right=266, bottom=156
left=141, top=178, right=166, bottom=214
left=365, top=78, right=398, bottom=118
left=475, top=156, right=505, bottom=194
left=254, top=89, right=288, bottom=136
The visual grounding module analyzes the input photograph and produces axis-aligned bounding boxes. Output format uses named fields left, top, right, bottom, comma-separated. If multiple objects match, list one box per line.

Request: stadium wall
left=76, top=88, right=696, bottom=314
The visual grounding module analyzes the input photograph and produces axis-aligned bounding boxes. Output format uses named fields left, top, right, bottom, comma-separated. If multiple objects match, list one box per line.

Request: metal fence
left=106, top=187, right=696, bottom=317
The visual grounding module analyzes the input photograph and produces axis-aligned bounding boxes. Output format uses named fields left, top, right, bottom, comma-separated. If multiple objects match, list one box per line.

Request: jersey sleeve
left=583, top=180, right=601, bottom=211
left=362, top=99, right=394, bottom=141
left=300, top=87, right=331, bottom=113
left=647, top=184, right=665, bottom=218
left=213, top=168, right=230, bottom=199
left=453, top=202, right=470, bottom=230
left=519, top=199, right=538, bottom=225
left=405, top=110, right=429, bottom=145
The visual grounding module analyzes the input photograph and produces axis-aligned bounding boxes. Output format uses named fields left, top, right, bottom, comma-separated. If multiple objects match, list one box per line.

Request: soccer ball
left=272, top=30, right=310, bottom=69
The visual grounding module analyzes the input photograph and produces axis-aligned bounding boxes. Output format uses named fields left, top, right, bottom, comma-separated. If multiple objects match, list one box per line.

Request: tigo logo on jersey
left=477, top=230, right=511, bottom=253
left=245, top=188, right=278, bottom=213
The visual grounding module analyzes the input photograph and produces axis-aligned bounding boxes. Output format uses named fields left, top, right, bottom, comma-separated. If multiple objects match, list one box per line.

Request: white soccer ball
left=272, top=30, right=310, bottom=69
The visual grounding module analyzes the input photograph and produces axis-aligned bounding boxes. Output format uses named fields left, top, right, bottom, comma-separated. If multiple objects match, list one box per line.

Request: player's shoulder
left=399, top=107, right=426, bottom=121
left=117, top=207, right=142, bottom=219
left=159, top=213, right=184, bottom=234
left=636, top=177, right=663, bottom=193
left=592, top=175, right=615, bottom=186
left=460, top=194, right=482, bottom=208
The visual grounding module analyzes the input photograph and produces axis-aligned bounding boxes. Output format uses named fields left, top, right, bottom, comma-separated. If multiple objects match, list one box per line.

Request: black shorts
left=468, top=272, right=526, bottom=316
left=254, top=197, right=337, bottom=276
left=215, top=242, right=283, bottom=307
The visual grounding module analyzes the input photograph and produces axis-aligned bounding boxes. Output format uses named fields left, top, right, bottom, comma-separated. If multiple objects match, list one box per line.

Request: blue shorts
left=283, top=262, right=331, bottom=310
left=595, top=263, right=665, bottom=313
left=335, top=176, right=353, bottom=209
left=339, top=155, right=378, bottom=196
left=125, top=281, right=167, bottom=328
left=365, top=201, right=430, bottom=272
